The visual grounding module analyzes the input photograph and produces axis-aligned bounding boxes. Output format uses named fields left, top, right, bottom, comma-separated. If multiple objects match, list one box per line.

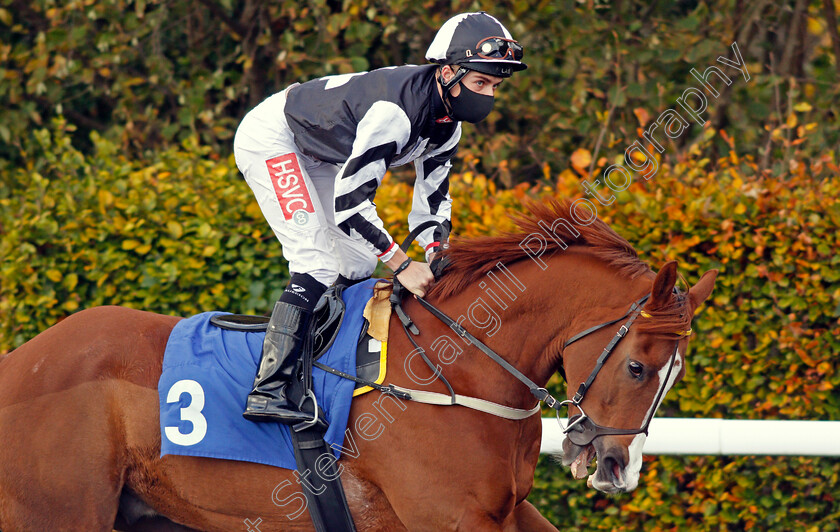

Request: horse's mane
left=428, top=199, right=692, bottom=337
left=429, top=199, right=649, bottom=298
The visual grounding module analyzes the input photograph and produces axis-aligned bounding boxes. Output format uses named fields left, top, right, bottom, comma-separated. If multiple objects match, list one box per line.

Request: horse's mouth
left=562, top=439, right=632, bottom=494
left=587, top=448, right=629, bottom=493
left=560, top=438, right=596, bottom=479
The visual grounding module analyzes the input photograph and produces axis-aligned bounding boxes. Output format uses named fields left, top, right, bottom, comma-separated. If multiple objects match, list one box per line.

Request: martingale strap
left=389, top=385, right=541, bottom=420
left=313, top=361, right=539, bottom=420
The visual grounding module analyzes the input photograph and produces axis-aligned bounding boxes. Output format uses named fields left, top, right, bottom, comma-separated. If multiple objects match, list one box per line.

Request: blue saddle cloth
left=158, top=279, right=378, bottom=470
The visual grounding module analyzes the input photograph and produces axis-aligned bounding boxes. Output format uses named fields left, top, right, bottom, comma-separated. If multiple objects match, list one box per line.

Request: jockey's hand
left=397, top=261, right=434, bottom=297
left=387, top=250, right=434, bottom=297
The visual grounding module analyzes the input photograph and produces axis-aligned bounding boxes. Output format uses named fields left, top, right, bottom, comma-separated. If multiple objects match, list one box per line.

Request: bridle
left=558, top=294, right=683, bottom=446
left=390, top=222, right=691, bottom=446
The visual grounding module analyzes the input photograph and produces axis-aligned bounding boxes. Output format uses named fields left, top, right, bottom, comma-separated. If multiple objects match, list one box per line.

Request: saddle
left=210, top=283, right=348, bottom=360
left=198, top=220, right=447, bottom=532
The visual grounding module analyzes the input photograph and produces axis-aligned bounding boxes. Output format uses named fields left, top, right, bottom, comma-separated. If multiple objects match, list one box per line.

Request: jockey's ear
left=442, top=65, right=467, bottom=82
left=650, top=261, right=678, bottom=308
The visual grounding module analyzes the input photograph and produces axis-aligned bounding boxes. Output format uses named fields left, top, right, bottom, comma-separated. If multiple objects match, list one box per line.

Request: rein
left=384, top=221, right=542, bottom=420
left=400, top=277, right=681, bottom=443
left=388, top=222, right=568, bottom=420
left=313, top=221, right=540, bottom=421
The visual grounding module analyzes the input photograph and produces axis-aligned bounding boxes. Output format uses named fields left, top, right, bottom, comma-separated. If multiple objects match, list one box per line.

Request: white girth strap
left=390, top=385, right=541, bottom=420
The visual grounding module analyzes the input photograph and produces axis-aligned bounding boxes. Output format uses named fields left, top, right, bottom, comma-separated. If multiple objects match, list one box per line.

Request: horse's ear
left=650, top=261, right=678, bottom=306
left=688, top=269, right=718, bottom=311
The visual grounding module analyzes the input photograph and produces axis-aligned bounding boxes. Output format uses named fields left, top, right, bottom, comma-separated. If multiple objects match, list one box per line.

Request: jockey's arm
left=408, top=123, right=462, bottom=262
left=330, top=103, right=436, bottom=296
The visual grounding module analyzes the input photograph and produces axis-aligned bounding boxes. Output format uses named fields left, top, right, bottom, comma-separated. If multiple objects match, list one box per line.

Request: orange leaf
left=633, top=107, right=651, bottom=127
left=570, top=148, right=592, bottom=175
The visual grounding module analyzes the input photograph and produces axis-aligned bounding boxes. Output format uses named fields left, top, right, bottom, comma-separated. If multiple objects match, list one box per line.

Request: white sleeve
left=409, top=123, right=461, bottom=257
left=333, top=101, right=412, bottom=263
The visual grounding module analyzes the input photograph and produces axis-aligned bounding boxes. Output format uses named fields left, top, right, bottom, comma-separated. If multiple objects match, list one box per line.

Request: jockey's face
left=441, top=66, right=504, bottom=97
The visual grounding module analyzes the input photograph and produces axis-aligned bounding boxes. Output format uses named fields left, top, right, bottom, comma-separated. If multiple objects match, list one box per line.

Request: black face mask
left=447, top=81, right=495, bottom=123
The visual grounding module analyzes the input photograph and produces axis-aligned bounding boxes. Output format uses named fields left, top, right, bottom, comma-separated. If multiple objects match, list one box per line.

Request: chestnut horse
left=0, top=201, right=715, bottom=531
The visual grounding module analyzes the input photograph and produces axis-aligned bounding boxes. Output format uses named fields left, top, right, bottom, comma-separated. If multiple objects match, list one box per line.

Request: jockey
left=234, top=11, right=527, bottom=424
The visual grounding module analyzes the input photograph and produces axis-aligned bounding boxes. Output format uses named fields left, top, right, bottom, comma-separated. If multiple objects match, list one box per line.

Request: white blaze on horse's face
left=589, top=348, right=683, bottom=493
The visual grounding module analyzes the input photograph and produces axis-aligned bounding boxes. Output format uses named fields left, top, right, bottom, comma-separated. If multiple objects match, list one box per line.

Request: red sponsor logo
left=265, top=154, right=315, bottom=221
left=435, top=116, right=454, bottom=124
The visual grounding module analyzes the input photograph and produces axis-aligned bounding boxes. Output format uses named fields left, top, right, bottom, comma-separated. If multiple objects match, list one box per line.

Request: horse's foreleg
left=504, top=501, right=559, bottom=532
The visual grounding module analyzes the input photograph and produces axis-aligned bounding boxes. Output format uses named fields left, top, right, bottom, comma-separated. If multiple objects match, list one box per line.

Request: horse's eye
left=628, top=360, right=644, bottom=378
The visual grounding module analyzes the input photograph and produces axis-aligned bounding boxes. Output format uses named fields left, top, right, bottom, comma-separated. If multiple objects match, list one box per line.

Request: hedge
left=0, top=117, right=289, bottom=348
left=1, top=120, right=838, bottom=529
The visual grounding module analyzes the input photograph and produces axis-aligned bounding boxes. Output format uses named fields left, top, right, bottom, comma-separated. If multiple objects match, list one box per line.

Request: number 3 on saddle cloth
left=157, top=278, right=389, bottom=470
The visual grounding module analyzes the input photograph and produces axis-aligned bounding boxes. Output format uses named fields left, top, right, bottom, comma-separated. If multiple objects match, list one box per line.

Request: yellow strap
left=352, top=340, right=388, bottom=398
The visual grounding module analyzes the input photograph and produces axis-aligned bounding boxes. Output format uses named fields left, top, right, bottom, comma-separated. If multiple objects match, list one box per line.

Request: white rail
left=540, top=418, right=840, bottom=456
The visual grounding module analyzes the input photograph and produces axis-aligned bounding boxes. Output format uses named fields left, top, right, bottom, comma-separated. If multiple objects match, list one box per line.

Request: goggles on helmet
left=466, top=36, right=524, bottom=62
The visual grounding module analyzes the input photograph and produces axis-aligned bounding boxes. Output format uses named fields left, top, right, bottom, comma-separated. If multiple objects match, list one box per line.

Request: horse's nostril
left=612, top=460, right=622, bottom=482
left=601, top=453, right=625, bottom=485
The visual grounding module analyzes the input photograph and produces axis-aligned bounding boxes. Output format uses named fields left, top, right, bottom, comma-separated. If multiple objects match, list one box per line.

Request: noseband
left=559, top=294, right=681, bottom=446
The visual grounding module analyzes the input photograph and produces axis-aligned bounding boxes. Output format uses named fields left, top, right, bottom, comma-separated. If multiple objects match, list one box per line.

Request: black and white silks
left=283, top=64, right=460, bottom=259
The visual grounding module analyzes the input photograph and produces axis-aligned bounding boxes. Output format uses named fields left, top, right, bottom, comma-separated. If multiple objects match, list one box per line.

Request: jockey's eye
left=628, top=360, right=644, bottom=379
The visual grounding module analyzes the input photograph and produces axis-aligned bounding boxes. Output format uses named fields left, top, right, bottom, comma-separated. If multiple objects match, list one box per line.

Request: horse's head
left=559, top=261, right=716, bottom=493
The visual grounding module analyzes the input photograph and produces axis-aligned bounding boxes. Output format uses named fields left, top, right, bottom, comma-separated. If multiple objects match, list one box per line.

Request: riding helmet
left=425, top=12, right=527, bottom=78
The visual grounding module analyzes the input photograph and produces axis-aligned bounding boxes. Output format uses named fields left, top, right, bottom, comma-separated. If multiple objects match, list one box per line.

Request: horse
left=0, top=200, right=716, bottom=531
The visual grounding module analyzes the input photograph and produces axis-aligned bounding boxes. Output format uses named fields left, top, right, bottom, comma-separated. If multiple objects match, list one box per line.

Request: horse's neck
left=429, top=253, right=649, bottom=393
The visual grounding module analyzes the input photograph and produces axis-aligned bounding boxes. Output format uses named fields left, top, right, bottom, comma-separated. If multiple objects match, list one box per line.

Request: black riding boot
left=243, top=301, right=315, bottom=424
